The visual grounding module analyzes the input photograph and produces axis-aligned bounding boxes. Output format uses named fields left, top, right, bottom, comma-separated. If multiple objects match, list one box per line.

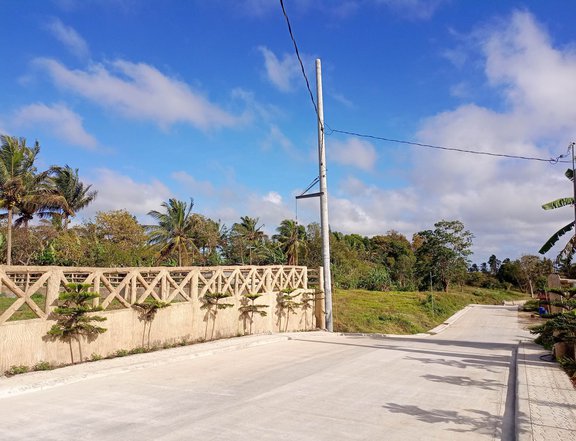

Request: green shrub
left=358, top=266, right=392, bottom=291
left=113, top=349, right=129, bottom=357
left=32, top=361, right=54, bottom=371
left=5, top=365, right=30, bottom=376
left=522, top=299, right=540, bottom=312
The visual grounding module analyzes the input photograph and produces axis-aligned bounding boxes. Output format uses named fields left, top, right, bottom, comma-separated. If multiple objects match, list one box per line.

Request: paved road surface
left=0, top=305, right=529, bottom=440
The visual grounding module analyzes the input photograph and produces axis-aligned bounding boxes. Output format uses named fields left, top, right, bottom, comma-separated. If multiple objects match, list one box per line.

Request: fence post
left=45, top=269, right=62, bottom=315
left=315, top=267, right=326, bottom=329
left=191, top=269, right=199, bottom=300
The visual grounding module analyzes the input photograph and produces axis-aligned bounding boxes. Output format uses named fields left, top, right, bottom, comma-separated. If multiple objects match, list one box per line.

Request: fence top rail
left=0, top=265, right=309, bottom=273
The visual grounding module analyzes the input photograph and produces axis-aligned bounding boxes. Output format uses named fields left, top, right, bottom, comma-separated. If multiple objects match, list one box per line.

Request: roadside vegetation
left=0, top=134, right=552, bottom=324
left=334, top=287, right=528, bottom=334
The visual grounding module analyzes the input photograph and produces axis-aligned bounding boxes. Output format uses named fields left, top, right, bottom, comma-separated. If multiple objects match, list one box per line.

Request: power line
left=278, top=0, right=570, bottom=165
left=329, top=128, right=571, bottom=164
left=279, top=0, right=324, bottom=128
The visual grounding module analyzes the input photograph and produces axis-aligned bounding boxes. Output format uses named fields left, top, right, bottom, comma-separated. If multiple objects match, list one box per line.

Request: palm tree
left=274, top=219, right=307, bottom=265
left=539, top=169, right=576, bottom=263
left=147, top=198, right=198, bottom=266
left=53, top=165, right=97, bottom=229
left=0, top=135, right=71, bottom=265
left=230, top=216, right=265, bottom=265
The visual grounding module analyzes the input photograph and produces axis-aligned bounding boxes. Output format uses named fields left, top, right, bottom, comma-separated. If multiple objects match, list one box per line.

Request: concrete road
left=0, top=305, right=528, bottom=440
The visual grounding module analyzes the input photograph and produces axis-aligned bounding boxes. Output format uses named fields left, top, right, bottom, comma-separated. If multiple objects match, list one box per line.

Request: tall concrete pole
left=316, top=59, right=333, bottom=332
left=572, top=143, right=576, bottom=240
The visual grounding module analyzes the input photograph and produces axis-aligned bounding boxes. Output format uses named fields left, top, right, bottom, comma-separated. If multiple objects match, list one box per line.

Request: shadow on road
left=382, top=403, right=501, bottom=437
left=421, top=374, right=503, bottom=390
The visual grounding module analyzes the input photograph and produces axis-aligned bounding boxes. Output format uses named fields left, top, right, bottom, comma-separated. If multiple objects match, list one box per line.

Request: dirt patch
left=518, top=310, right=542, bottom=331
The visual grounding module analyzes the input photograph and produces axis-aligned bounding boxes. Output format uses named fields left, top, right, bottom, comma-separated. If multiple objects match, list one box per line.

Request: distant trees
left=229, top=216, right=266, bottom=265
left=148, top=198, right=198, bottom=266
left=53, top=165, right=97, bottom=229
left=468, top=254, right=552, bottom=294
left=0, top=134, right=553, bottom=292
left=273, top=219, right=306, bottom=265
left=414, top=220, right=474, bottom=292
left=0, top=136, right=71, bottom=264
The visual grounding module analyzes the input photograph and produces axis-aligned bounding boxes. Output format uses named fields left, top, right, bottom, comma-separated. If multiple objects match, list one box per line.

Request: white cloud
left=314, top=11, right=576, bottom=263
left=263, top=191, right=282, bottom=205
left=481, top=11, right=576, bottom=135
left=46, top=18, right=89, bottom=59
left=10, top=103, right=98, bottom=149
left=86, top=169, right=172, bottom=219
left=407, top=11, right=576, bottom=261
left=35, top=58, right=242, bottom=130
left=258, top=47, right=301, bottom=92
left=329, top=137, right=377, bottom=171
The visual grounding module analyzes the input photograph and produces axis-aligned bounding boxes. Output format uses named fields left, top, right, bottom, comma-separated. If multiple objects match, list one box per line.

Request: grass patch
left=0, top=293, right=46, bottom=321
left=333, top=286, right=528, bottom=334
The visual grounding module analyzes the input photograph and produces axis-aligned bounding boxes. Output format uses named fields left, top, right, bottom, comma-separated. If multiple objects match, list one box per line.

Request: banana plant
left=539, top=169, right=576, bottom=262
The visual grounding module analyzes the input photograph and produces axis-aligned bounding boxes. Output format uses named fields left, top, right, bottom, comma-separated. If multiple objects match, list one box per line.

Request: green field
left=333, top=287, right=528, bottom=334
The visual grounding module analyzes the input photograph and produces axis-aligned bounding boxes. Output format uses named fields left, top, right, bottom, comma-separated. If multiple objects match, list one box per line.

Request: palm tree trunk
left=6, top=207, right=12, bottom=265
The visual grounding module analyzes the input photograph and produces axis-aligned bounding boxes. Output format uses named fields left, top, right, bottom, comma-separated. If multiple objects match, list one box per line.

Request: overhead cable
left=279, top=0, right=321, bottom=124
left=278, top=0, right=570, bottom=165
left=329, top=128, right=571, bottom=164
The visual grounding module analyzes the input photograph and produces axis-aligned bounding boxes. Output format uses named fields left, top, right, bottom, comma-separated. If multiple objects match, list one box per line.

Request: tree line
left=0, top=135, right=552, bottom=293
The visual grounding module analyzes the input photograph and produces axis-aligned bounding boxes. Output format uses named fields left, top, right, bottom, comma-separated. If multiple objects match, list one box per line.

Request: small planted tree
left=531, top=313, right=576, bottom=359
left=276, top=288, right=301, bottom=332
left=239, top=293, right=268, bottom=335
left=46, top=283, right=107, bottom=364
left=546, top=288, right=576, bottom=314
left=201, top=292, right=234, bottom=340
left=298, top=292, right=316, bottom=330
left=132, top=300, right=170, bottom=348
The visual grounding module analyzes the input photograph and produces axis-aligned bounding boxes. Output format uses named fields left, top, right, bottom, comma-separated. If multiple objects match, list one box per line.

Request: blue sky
left=2, top=0, right=576, bottom=263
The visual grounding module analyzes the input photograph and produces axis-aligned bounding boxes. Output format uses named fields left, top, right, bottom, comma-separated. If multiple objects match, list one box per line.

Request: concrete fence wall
left=0, top=265, right=324, bottom=372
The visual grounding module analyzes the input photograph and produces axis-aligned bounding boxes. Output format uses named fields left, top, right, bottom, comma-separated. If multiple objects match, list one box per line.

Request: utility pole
left=316, top=59, right=333, bottom=332
left=572, top=142, right=576, bottom=237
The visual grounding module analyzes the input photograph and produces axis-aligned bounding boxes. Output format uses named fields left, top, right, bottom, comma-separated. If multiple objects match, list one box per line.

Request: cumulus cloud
left=86, top=169, right=172, bottom=219
left=35, top=58, right=242, bottom=130
left=329, top=137, right=377, bottom=171
left=258, top=46, right=302, bottom=92
left=10, top=103, right=98, bottom=149
left=46, top=18, right=89, bottom=59
left=318, top=11, right=576, bottom=263
left=407, top=11, right=576, bottom=260
left=481, top=12, right=576, bottom=135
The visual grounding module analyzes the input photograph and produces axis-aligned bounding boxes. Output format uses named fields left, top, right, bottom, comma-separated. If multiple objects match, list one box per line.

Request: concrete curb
left=426, top=305, right=474, bottom=335
left=0, top=333, right=290, bottom=398
left=516, top=341, right=533, bottom=441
